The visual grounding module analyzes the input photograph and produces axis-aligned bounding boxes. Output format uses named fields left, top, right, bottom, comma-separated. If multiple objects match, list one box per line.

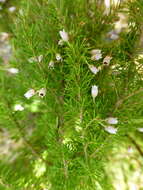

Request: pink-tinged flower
left=37, top=88, right=46, bottom=98
left=103, top=56, right=112, bottom=65
left=14, top=104, right=24, bottom=111
left=106, top=117, right=118, bottom=125
left=91, top=85, right=98, bottom=101
left=59, top=29, right=69, bottom=42
left=24, top=89, right=35, bottom=99
left=48, top=60, right=55, bottom=69
left=104, top=126, right=118, bottom=134
left=88, top=65, right=99, bottom=75
left=7, top=68, right=19, bottom=74
left=90, top=49, right=102, bottom=60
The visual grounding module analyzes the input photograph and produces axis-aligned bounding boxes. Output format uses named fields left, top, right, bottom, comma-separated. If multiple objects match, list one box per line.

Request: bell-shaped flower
left=28, top=55, right=43, bottom=63
left=91, top=85, right=98, bottom=101
left=104, top=126, right=118, bottom=134
left=88, top=65, right=99, bottom=75
left=106, top=117, right=118, bottom=125
left=103, top=56, right=112, bottom=65
left=137, top=128, right=143, bottom=132
left=24, top=89, right=35, bottom=99
left=56, top=53, right=62, bottom=62
left=58, top=39, right=64, bottom=46
left=14, top=104, right=24, bottom=111
left=91, top=49, right=102, bottom=60
left=48, top=60, right=55, bottom=69
left=59, top=29, right=69, bottom=42
left=8, top=6, right=16, bottom=13
left=37, top=88, right=46, bottom=98
left=7, top=68, right=19, bottom=74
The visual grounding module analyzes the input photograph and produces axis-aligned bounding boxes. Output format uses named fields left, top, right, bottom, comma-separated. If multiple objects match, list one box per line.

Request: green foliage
left=0, top=0, right=143, bottom=189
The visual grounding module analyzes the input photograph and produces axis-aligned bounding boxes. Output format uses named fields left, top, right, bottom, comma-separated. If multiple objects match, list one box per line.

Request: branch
left=127, top=134, right=143, bottom=157
left=113, top=88, right=143, bottom=113
left=5, top=99, right=53, bottom=166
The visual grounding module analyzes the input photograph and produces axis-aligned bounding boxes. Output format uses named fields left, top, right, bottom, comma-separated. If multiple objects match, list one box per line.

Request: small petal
left=7, top=68, right=19, bottom=74
left=137, top=128, right=143, bottom=132
left=91, top=85, right=98, bottom=101
left=48, top=60, right=55, bottom=69
left=106, top=117, right=118, bottom=125
left=88, top=65, right=99, bottom=75
left=104, top=126, right=118, bottom=134
left=103, top=56, right=112, bottom=65
left=59, top=29, right=69, bottom=42
left=56, top=53, right=62, bottom=61
left=38, top=88, right=46, bottom=98
left=14, top=104, right=24, bottom=111
left=24, top=89, right=35, bottom=99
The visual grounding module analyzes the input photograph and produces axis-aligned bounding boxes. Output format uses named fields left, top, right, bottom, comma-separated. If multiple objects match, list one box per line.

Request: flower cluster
left=104, top=117, right=118, bottom=134
left=88, top=48, right=118, bottom=134
left=48, top=29, right=68, bottom=69
left=90, top=49, right=112, bottom=102
left=24, top=88, right=46, bottom=99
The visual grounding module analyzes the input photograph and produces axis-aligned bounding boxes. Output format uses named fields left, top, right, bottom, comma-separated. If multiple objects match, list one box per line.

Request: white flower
left=91, top=85, right=98, bottom=101
left=37, top=88, right=46, bottom=98
left=0, top=32, right=9, bottom=41
left=106, top=117, right=118, bottom=125
left=37, top=55, right=43, bottom=62
left=24, top=89, right=35, bottom=99
left=75, top=125, right=82, bottom=132
left=90, top=49, right=102, bottom=60
left=58, top=39, right=64, bottom=46
left=14, top=104, right=24, bottom=111
left=8, top=6, right=16, bottom=13
left=48, top=60, right=55, bottom=69
left=56, top=53, right=62, bottom=61
left=137, top=128, right=143, bottom=132
left=0, top=0, right=6, bottom=2
left=108, top=31, right=119, bottom=40
left=104, top=126, right=118, bottom=134
left=110, top=33, right=119, bottom=40
left=91, top=49, right=101, bottom=55
left=6, top=68, right=19, bottom=74
left=59, top=29, right=69, bottom=42
left=88, top=65, right=99, bottom=75
left=28, top=57, right=37, bottom=63
left=28, top=55, right=43, bottom=63
left=103, top=56, right=112, bottom=65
